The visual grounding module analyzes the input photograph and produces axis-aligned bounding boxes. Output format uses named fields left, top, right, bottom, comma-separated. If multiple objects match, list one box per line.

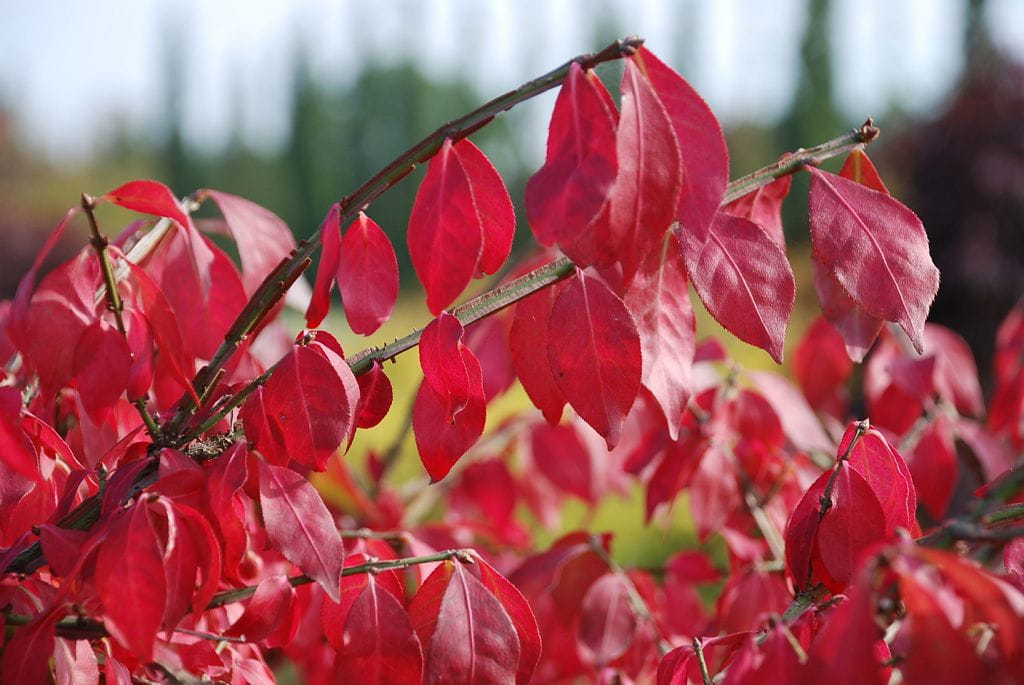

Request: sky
left=2, top=0, right=1023, bottom=163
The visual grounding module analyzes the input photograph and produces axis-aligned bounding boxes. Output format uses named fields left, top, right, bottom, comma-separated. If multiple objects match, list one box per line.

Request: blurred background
left=1, top=0, right=1022, bottom=379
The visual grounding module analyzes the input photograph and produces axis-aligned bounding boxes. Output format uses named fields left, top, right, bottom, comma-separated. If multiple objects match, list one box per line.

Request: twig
left=82, top=194, right=163, bottom=440
left=81, top=194, right=126, bottom=335
left=339, top=528, right=408, bottom=542
left=693, top=637, right=713, bottom=685
left=3, top=548, right=476, bottom=640
left=345, top=121, right=881, bottom=377
left=205, top=548, right=475, bottom=608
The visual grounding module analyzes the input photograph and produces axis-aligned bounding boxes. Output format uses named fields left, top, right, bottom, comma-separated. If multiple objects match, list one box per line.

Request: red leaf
left=175, top=503, right=222, bottom=618
left=637, top=47, right=729, bottom=252
left=526, top=62, right=617, bottom=248
left=338, top=212, right=399, bottom=335
left=305, top=204, right=342, bottom=329
left=226, top=574, right=296, bottom=642
left=844, top=426, right=917, bottom=535
left=548, top=270, right=642, bottom=448
left=334, top=576, right=424, bottom=684
left=96, top=503, right=166, bottom=660
left=747, top=370, right=835, bottom=454
left=689, top=444, right=741, bottom=541
left=895, top=565, right=986, bottom=685
left=54, top=637, right=100, bottom=685
left=1, top=608, right=64, bottom=684
left=355, top=361, right=394, bottom=429
left=601, top=57, right=682, bottom=283
left=455, top=141, right=515, bottom=276
left=716, top=568, right=791, bottom=635
left=465, top=315, right=516, bottom=402
left=784, top=464, right=887, bottom=594
left=204, top=440, right=252, bottom=579
left=102, top=180, right=190, bottom=229
left=123, top=261, right=198, bottom=403
left=412, top=343, right=486, bottom=483
left=19, top=252, right=101, bottom=397
left=72, top=319, right=131, bottom=421
left=923, top=324, right=984, bottom=417
left=839, top=148, right=889, bottom=194
left=142, top=222, right=248, bottom=361
left=812, top=261, right=884, bottom=362
left=578, top=573, right=637, bottom=667
left=510, top=282, right=567, bottom=424
left=793, top=316, right=853, bottom=415
left=409, top=138, right=513, bottom=314
left=124, top=310, right=155, bottom=400
left=258, top=460, right=344, bottom=602
left=815, top=466, right=888, bottom=592
left=245, top=343, right=359, bottom=471
left=474, top=557, right=542, bottom=685
left=38, top=525, right=89, bottom=577
left=419, top=313, right=472, bottom=420
left=625, top=234, right=695, bottom=438
left=645, top=431, right=704, bottom=520
left=203, top=189, right=298, bottom=297
left=723, top=172, right=793, bottom=248
left=809, top=167, right=939, bottom=353
left=154, top=499, right=200, bottom=631
left=0, top=402, right=41, bottom=483
left=8, top=207, right=77, bottom=356
left=409, top=560, right=521, bottom=684
left=804, top=584, right=887, bottom=685
left=684, top=212, right=795, bottom=363
left=528, top=421, right=595, bottom=502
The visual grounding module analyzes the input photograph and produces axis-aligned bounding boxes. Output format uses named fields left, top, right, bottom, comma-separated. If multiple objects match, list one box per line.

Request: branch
left=81, top=194, right=163, bottom=440
left=692, top=637, right=713, bottom=685
left=206, top=548, right=474, bottom=609
left=343, top=121, right=881, bottom=377
left=2, top=548, right=475, bottom=640
left=163, top=36, right=647, bottom=440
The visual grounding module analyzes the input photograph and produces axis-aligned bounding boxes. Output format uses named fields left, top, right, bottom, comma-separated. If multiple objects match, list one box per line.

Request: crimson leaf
left=258, top=460, right=345, bottom=602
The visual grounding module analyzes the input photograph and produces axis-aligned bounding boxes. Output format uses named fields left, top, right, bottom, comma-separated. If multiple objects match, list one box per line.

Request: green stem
left=205, top=548, right=474, bottom=609
left=82, top=194, right=163, bottom=440
left=722, top=117, right=879, bottom=203
left=81, top=194, right=126, bottom=335
left=693, top=637, right=713, bottom=685
left=984, top=503, right=1024, bottom=526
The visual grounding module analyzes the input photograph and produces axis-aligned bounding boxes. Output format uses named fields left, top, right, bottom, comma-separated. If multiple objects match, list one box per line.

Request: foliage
left=2, top=37, right=1023, bottom=684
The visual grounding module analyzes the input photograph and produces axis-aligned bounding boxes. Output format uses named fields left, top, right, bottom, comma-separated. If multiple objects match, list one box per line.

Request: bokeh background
left=3, top=0, right=1023, bottom=366
left=2, top=0, right=1023, bottom=571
